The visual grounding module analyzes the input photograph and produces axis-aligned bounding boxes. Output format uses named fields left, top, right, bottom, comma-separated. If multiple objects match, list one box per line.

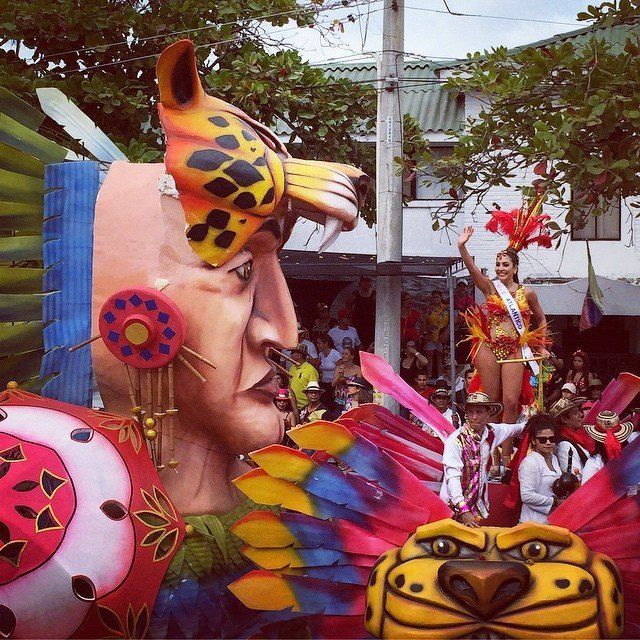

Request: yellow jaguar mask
left=156, top=40, right=369, bottom=267
left=366, top=520, right=624, bottom=639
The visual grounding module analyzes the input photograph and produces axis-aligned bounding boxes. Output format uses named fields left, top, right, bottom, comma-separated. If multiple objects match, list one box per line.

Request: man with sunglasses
left=518, top=414, right=562, bottom=524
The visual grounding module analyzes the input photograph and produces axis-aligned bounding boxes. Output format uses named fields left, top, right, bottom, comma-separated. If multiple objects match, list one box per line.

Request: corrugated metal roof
left=275, top=59, right=464, bottom=136
left=434, top=22, right=640, bottom=70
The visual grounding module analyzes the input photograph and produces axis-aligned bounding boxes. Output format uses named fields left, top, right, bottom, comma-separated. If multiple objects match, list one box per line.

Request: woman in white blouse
left=519, top=414, right=563, bottom=524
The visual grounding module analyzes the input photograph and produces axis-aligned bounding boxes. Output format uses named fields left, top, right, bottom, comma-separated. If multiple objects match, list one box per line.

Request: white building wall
left=453, top=94, right=640, bottom=281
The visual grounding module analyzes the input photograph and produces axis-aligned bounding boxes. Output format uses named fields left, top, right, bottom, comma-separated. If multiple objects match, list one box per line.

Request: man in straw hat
left=440, top=392, right=525, bottom=527
left=549, top=395, right=595, bottom=479
left=582, top=410, right=637, bottom=484
left=298, top=381, right=330, bottom=424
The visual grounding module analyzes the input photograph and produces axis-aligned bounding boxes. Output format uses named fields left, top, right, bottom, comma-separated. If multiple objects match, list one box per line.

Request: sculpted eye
left=234, top=260, right=253, bottom=282
left=520, top=541, right=547, bottom=560
left=432, top=537, right=459, bottom=558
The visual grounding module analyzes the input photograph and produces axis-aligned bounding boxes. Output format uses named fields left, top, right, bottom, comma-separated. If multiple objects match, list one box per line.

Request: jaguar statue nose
left=438, top=561, right=531, bottom=620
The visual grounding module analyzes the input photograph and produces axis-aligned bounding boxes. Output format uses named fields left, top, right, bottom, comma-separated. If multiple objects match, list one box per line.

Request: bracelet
left=457, top=501, right=470, bottom=514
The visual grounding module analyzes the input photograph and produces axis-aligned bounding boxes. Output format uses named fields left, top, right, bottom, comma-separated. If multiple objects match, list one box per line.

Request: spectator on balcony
left=588, top=378, right=604, bottom=403
left=332, top=346, right=362, bottom=413
left=289, top=344, right=320, bottom=409
left=400, top=340, right=428, bottom=386
left=351, top=276, right=376, bottom=348
left=315, top=332, right=342, bottom=410
left=414, top=372, right=434, bottom=399
left=400, top=292, right=421, bottom=343
left=565, top=349, right=597, bottom=396
left=561, top=382, right=577, bottom=400
left=328, top=309, right=361, bottom=352
left=312, top=303, right=336, bottom=334
left=424, top=290, right=450, bottom=379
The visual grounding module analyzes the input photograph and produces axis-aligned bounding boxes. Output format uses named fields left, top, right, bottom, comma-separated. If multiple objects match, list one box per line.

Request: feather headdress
left=485, top=195, right=552, bottom=252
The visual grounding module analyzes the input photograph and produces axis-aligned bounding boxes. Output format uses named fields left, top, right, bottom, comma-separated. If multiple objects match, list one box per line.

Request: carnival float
left=1, top=38, right=640, bottom=639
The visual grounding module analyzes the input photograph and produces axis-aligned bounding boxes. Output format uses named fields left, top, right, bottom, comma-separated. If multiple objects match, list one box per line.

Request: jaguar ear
left=156, top=39, right=204, bottom=109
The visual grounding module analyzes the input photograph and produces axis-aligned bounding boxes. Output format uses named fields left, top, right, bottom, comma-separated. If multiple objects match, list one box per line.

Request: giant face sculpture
left=366, top=520, right=623, bottom=639
left=92, top=41, right=369, bottom=495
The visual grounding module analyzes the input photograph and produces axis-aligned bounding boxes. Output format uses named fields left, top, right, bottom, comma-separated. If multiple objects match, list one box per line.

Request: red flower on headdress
left=486, top=195, right=552, bottom=252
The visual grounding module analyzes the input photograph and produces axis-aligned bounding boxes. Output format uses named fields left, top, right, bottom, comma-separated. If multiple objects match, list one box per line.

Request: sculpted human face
left=92, top=164, right=298, bottom=454
left=495, top=253, right=517, bottom=283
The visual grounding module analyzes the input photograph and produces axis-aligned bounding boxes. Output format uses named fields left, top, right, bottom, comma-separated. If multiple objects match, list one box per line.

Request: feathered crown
left=485, top=195, right=552, bottom=252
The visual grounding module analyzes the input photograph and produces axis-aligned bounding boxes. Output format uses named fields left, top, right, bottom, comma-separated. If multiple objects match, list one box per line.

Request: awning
left=279, top=250, right=463, bottom=277
left=530, top=276, right=640, bottom=316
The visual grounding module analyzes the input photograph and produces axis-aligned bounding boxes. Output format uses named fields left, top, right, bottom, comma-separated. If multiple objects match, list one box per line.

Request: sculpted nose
left=438, top=561, right=530, bottom=620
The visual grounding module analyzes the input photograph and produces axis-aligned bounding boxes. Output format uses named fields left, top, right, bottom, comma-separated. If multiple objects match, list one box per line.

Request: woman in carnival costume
left=457, top=198, right=552, bottom=460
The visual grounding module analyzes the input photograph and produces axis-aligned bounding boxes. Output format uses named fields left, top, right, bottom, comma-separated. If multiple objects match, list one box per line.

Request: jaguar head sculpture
left=366, top=519, right=624, bottom=639
left=156, top=40, right=369, bottom=267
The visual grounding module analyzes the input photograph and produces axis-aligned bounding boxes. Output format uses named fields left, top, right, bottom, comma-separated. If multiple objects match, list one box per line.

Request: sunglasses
left=535, top=436, right=557, bottom=444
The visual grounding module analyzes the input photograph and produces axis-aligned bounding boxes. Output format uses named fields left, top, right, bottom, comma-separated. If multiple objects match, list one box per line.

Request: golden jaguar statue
left=366, top=520, right=623, bottom=639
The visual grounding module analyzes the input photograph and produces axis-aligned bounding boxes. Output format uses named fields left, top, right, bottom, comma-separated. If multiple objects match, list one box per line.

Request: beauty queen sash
left=493, top=280, right=539, bottom=375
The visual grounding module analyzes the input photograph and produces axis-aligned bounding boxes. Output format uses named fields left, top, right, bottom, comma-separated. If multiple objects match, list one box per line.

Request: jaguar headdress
left=157, top=40, right=369, bottom=267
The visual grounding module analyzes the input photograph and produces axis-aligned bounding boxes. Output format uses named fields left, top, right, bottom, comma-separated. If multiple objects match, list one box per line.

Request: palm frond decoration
left=0, top=91, right=67, bottom=391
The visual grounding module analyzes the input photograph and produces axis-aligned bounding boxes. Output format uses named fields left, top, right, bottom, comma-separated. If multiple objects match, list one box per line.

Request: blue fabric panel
left=40, top=161, right=99, bottom=406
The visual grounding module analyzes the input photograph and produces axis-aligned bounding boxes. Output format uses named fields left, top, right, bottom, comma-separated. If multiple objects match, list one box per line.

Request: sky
left=269, top=0, right=592, bottom=66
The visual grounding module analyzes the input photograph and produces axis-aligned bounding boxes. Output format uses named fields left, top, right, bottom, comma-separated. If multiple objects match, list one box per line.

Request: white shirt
left=518, top=451, right=561, bottom=524
left=556, top=440, right=590, bottom=479
left=328, top=325, right=361, bottom=349
left=582, top=454, right=603, bottom=485
left=319, top=348, right=342, bottom=383
left=440, top=421, right=524, bottom=518
left=434, top=407, right=455, bottom=427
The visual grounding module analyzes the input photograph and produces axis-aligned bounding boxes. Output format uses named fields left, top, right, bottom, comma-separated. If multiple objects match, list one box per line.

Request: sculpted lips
left=248, top=366, right=278, bottom=398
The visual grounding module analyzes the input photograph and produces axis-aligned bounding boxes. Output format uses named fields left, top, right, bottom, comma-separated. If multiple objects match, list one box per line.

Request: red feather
left=485, top=197, right=551, bottom=252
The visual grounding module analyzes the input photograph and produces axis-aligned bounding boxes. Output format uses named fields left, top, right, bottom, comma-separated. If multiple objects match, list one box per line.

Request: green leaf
left=0, top=113, right=67, bottom=165
left=0, top=88, right=44, bottom=131
left=0, top=236, right=42, bottom=262
left=0, top=267, right=43, bottom=293
left=0, top=168, right=44, bottom=205
left=0, top=293, right=44, bottom=322
left=0, top=348, right=43, bottom=385
left=166, top=542, right=186, bottom=577
left=0, top=142, right=44, bottom=179
left=0, top=322, right=43, bottom=357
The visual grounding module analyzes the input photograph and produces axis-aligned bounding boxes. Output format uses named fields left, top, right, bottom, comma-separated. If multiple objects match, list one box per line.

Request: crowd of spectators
left=273, top=276, right=636, bottom=529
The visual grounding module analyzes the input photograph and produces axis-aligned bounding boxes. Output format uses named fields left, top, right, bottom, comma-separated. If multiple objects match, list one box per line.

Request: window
left=406, top=145, right=455, bottom=201
left=571, top=193, right=621, bottom=241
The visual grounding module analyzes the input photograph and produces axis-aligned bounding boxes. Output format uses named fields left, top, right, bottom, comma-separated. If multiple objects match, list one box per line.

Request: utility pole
left=375, top=0, right=404, bottom=410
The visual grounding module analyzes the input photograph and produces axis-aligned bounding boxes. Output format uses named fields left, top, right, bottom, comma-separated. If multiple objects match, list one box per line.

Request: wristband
left=457, top=501, right=470, bottom=514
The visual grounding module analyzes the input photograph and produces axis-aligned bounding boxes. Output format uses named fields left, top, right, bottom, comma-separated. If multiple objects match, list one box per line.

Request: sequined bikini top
left=485, top=285, right=532, bottom=324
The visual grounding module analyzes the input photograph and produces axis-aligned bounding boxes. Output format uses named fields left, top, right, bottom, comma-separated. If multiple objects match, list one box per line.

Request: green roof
left=434, top=21, right=640, bottom=70
left=275, top=58, right=464, bottom=136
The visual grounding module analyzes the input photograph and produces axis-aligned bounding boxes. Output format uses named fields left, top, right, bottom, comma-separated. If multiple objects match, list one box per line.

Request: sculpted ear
left=156, top=39, right=204, bottom=109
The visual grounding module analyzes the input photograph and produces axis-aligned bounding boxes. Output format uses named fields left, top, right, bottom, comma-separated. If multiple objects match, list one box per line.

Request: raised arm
left=457, top=226, right=493, bottom=296
left=526, top=287, right=551, bottom=358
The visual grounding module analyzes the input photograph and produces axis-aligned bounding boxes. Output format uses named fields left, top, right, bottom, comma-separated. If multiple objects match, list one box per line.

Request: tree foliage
left=404, top=0, right=640, bottom=238
left=0, top=0, right=384, bottom=219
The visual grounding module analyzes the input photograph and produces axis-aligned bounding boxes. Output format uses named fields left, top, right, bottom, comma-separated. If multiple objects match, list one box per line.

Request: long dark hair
left=497, top=248, right=520, bottom=284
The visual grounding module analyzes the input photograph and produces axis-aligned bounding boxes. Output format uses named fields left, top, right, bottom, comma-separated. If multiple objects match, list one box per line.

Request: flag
left=579, top=243, right=604, bottom=331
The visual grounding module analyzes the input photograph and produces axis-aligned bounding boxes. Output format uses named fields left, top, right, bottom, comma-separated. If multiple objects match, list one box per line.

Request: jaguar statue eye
left=520, top=540, right=547, bottom=560
left=431, top=537, right=459, bottom=558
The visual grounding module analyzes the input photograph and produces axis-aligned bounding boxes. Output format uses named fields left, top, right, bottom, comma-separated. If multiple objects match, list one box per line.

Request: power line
left=42, top=9, right=383, bottom=77
left=405, top=4, right=579, bottom=27
left=42, top=0, right=382, bottom=60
